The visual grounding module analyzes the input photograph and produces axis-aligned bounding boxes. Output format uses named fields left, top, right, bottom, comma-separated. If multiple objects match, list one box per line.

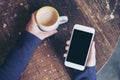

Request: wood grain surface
left=75, top=0, right=120, bottom=72
left=20, top=40, right=71, bottom=80
left=0, top=0, right=120, bottom=80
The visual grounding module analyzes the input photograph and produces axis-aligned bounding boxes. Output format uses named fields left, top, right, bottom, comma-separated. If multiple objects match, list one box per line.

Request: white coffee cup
left=35, top=6, right=68, bottom=31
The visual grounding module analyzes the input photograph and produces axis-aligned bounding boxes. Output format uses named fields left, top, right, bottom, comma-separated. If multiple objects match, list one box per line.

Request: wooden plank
left=20, top=40, right=71, bottom=80
left=0, top=0, right=29, bottom=63
left=75, top=0, right=120, bottom=71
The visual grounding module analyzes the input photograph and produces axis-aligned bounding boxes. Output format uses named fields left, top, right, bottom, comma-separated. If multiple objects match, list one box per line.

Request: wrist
left=26, top=30, right=43, bottom=40
left=26, top=26, right=45, bottom=40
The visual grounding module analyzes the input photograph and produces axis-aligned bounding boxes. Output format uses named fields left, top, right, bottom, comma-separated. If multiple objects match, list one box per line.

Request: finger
left=86, top=41, right=96, bottom=66
left=91, top=41, right=96, bottom=55
left=63, top=53, right=67, bottom=58
left=89, top=41, right=96, bottom=57
left=92, top=41, right=95, bottom=47
left=45, top=30, right=58, bottom=37
left=31, top=13, right=37, bottom=25
left=65, top=46, right=69, bottom=50
left=93, top=41, right=95, bottom=48
left=66, top=40, right=70, bottom=45
left=26, top=20, right=31, bottom=29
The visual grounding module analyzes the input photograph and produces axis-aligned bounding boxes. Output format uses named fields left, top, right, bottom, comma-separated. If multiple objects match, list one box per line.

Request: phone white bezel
left=65, top=24, right=95, bottom=71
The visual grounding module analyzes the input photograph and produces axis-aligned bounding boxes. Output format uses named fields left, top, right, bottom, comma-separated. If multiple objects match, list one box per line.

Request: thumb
left=86, top=41, right=96, bottom=67
left=45, top=30, right=58, bottom=37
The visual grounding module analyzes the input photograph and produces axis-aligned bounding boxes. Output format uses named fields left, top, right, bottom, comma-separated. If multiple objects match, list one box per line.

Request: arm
left=74, top=66, right=96, bottom=80
left=0, top=31, right=41, bottom=80
left=0, top=13, right=57, bottom=80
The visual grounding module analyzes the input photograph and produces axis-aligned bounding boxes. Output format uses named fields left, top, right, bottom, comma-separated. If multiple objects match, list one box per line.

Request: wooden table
left=0, top=0, right=120, bottom=80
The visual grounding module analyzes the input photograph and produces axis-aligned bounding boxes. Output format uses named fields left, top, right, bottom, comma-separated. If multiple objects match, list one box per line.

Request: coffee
left=36, top=6, right=68, bottom=31
left=36, top=6, right=58, bottom=27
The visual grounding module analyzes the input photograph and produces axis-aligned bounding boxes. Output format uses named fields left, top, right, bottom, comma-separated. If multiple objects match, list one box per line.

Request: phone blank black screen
left=66, top=29, right=93, bottom=66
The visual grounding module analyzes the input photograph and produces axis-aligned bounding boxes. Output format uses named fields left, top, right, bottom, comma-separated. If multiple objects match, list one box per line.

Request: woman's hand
left=26, top=13, right=57, bottom=40
left=64, top=40, right=96, bottom=67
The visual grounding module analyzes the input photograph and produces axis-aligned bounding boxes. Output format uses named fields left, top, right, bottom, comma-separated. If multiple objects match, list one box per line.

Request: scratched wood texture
left=0, top=0, right=30, bottom=63
left=0, top=0, right=120, bottom=80
left=75, top=0, right=120, bottom=71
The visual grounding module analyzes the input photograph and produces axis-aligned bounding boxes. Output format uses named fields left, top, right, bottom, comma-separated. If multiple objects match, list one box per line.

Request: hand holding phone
left=64, top=24, right=95, bottom=71
left=64, top=41, right=96, bottom=66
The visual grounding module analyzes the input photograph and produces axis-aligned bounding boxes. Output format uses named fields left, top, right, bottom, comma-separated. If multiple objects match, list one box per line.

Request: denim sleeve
left=74, top=66, right=96, bottom=80
left=0, top=31, right=41, bottom=80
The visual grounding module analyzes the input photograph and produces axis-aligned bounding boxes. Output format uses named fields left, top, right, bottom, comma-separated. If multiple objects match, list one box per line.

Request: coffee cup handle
left=59, top=16, right=68, bottom=24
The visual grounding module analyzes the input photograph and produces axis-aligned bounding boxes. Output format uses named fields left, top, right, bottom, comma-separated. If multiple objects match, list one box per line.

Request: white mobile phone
left=64, top=24, right=95, bottom=71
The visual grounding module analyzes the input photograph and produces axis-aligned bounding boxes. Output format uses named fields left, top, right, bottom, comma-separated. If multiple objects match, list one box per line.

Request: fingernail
left=54, top=30, right=58, bottom=33
left=94, top=41, right=95, bottom=45
left=63, top=53, right=67, bottom=58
